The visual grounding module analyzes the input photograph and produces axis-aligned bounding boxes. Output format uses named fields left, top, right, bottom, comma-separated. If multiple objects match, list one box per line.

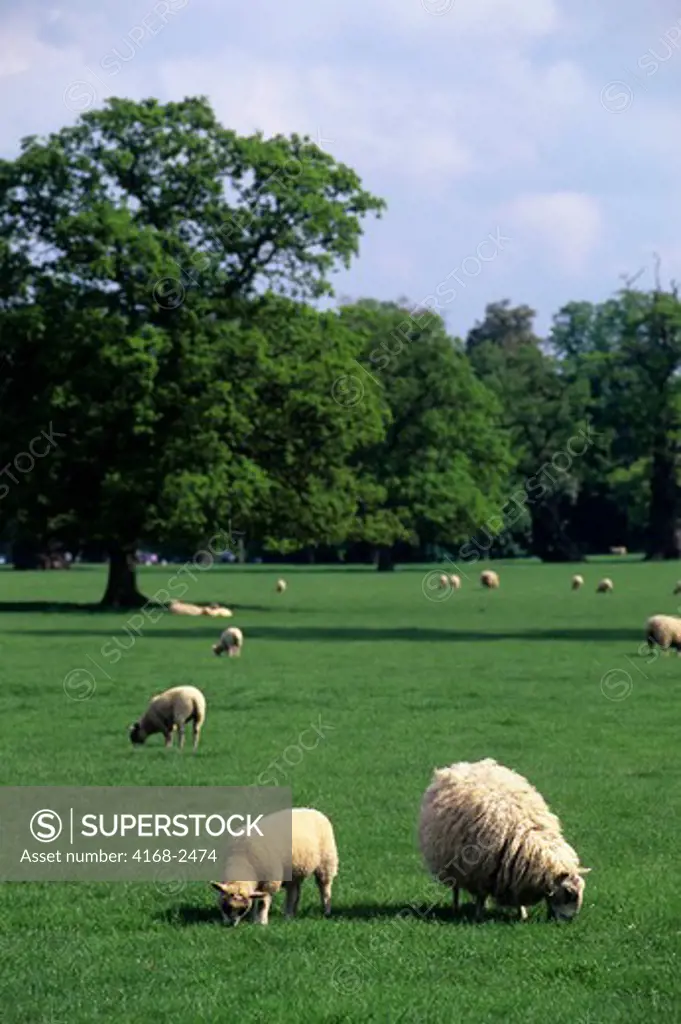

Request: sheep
left=210, top=807, right=338, bottom=926
left=438, top=574, right=449, bottom=588
left=169, top=600, right=204, bottom=616
left=645, top=614, right=681, bottom=654
left=276, top=579, right=287, bottom=593
left=202, top=604, right=233, bottom=618
left=212, top=626, right=244, bottom=657
left=418, top=758, right=590, bottom=923
left=596, top=578, right=613, bottom=593
left=571, top=574, right=584, bottom=590
left=449, top=574, right=461, bottom=589
left=609, top=546, right=627, bottom=556
left=129, top=685, right=206, bottom=751
left=480, top=570, right=499, bottom=589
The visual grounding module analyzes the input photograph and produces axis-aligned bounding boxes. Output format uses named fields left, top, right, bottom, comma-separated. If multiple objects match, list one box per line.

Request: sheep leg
left=253, top=893, right=272, bottom=926
left=164, top=730, right=173, bottom=749
left=177, top=723, right=186, bottom=750
left=474, top=895, right=486, bottom=922
left=192, top=722, right=201, bottom=752
left=314, top=872, right=333, bottom=917
left=284, top=880, right=301, bottom=918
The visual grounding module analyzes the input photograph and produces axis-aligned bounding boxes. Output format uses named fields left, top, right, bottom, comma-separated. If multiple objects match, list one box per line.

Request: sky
left=1, top=0, right=680, bottom=338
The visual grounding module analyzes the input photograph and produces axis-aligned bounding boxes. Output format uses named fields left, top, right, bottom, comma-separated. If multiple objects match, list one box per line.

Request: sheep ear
left=210, top=881, right=228, bottom=893
left=579, top=867, right=592, bottom=875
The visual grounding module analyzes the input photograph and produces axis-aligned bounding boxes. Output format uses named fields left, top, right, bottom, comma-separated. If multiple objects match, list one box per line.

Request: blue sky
left=1, top=0, right=680, bottom=337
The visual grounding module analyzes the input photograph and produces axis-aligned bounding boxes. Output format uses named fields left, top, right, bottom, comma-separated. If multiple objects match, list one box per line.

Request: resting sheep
left=276, top=579, right=287, bottom=593
left=645, top=614, right=681, bottom=653
left=596, top=578, right=613, bottom=593
left=418, top=758, right=589, bottom=923
left=480, top=570, right=499, bottom=589
left=202, top=604, right=233, bottom=618
left=129, top=685, right=206, bottom=751
left=169, top=600, right=204, bottom=616
left=449, top=574, right=461, bottom=589
left=571, top=574, right=584, bottom=590
left=212, top=626, right=244, bottom=657
left=210, top=807, right=338, bottom=926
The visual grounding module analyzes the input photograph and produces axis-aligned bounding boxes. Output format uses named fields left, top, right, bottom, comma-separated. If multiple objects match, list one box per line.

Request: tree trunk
left=644, top=440, right=680, bottom=559
left=101, top=543, right=147, bottom=607
left=376, top=545, right=395, bottom=571
left=530, top=503, right=585, bottom=562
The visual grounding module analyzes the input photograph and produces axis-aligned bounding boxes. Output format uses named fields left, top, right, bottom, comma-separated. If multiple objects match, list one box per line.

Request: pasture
left=0, top=559, right=679, bottom=1023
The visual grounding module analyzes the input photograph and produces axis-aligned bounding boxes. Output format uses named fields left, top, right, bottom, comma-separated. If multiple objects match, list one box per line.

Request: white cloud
left=505, top=192, right=603, bottom=274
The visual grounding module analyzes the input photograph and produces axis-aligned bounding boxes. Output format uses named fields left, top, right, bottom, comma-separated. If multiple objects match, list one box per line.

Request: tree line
left=1, top=96, right=679, bottom=606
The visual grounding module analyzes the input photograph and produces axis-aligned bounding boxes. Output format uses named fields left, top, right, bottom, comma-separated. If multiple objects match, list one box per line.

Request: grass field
left=0, top=559, right=679, bottom=1023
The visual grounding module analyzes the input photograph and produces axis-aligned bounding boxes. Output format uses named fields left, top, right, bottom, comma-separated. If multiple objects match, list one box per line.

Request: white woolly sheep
left=202, top=604, right=233, bottom=618
left=645, top=614, right=681, bottom=653
left=418, top=758, right=590, bottom=923
left=449, top=575, right=461, bottom=589
left=480, top=570, right=499, bottom=589
left=596, top=578, right=613, bottom=593
left=276, top=579, right=287, bottom=593
left=438, top=574, right=449, bottom=588
left=169, top=600, right=204, bottom=616
left=129, top=685, right=206, bottom=751
left=212, top=626, right=244, bottom=657
left=571, top=574, right=584, bottom=590
left=210, top=807, right=338, bottom=926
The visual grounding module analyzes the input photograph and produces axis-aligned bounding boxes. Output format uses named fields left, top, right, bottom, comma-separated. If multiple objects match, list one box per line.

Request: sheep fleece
left=646, top=614, right=681, bottom=650
left=418, top=758, right=581, bottom=907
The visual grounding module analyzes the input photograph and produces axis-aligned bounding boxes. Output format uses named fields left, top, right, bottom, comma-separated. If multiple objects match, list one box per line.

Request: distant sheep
left=571, top=575, right=584, bottom=590
left=480, top=570, right=499, bottom=589
left=202, top=604, right=233, bottom=618
left=418, top=758, right=590, bottom=923
left=645, top=614, right=681, bottom=653
left=596, top=578, right=613, bottom=593
left=169, top=600, right=204, bottom=616
left=449, top=575, right=461, bottom=589
left=609, top=546, right=627, bottom=556
left=276, top=579, right=287, bottom=593
left=129, top=685, right=206, bottom=751
left=210, top=807, right=338, bottom=926
left=212, top=626, right=244, bottom=657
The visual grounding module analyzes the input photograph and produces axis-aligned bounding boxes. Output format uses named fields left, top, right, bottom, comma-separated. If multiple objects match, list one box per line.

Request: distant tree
left=339, top=299, right=516, bottom=569
left=0, top=96, right=387, bottom=604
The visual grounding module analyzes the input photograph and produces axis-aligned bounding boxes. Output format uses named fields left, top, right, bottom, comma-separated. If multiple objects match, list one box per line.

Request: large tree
left=0, top=96, right=387, bottom=604
left=338, top=299, right=516, bottom=569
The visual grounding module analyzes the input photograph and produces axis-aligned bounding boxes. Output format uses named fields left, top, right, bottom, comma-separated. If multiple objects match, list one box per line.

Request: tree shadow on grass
left=6, top=623, right=644, bottom=644
left=159, top=900, right=525, bottom=927
left=0, top=601, right=291, bottom=615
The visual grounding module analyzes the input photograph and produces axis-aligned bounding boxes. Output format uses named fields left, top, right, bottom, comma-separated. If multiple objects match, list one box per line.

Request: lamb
left=169, top=600, right=204, bottom=616
left=210, top=807, right=338, bottom=926
left=571, top=574, right=584, bottom=590
left=129, top=685, right=206, bottom=751
left=480, top=570, right=499, bottom=589
left=212, top=626, right=244, bottom=657
left=645, top=614, right=681, bottom=653
left=276, top=579, right=287, bottom=593
left=418, top=758, right=590, bottom=923
left=596, top=578, right=613, bottom=593
left=449, top=575, right=461, bottom=589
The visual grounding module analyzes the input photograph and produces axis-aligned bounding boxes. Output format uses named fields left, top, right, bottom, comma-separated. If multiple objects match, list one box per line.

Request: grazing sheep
left=571, top=574, right=584, bottom=590
left=129, top=685, right=206, bottom=751
left=210, top=807, right=338, bottom=926
left=212, top=626, right=244, bottom=657
left=439, top=574, right=449, bottom=588
left=596, top=578, right=613, bottom=593
left=449, top=575, right=461, bottom=589
left=609, top=546, right=627, bottom=556
left=169, top=600, right=204, bottom=616
left=276, top=579, right=287, bottom=593
left=480, top=570, right=499, bottom=589
left=202, top=604, right=233, bottom=618
left=418, top=758, right=590, bottom=923
left=645, top=614, right=681, bottom=653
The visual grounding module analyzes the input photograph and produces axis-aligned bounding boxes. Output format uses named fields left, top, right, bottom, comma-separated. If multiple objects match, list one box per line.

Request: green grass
left=0, top=559, right=680, bottom=1023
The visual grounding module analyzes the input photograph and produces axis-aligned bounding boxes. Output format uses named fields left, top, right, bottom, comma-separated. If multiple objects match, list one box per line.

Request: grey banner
left=0, top=787, right=292, bottom=881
